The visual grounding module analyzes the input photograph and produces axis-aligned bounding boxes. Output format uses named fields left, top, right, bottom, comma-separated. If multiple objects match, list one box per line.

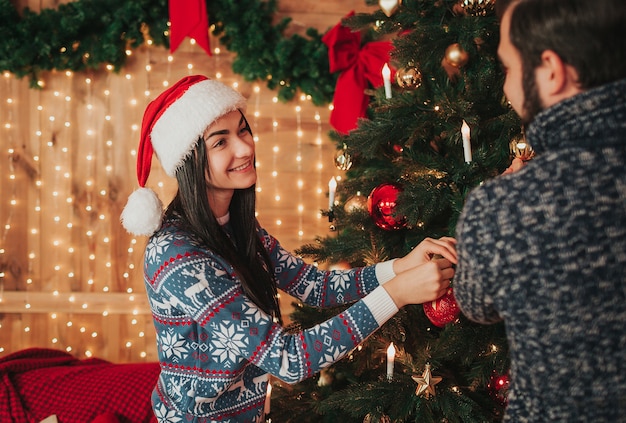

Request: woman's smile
left=229, top=159, right=253, bottom=172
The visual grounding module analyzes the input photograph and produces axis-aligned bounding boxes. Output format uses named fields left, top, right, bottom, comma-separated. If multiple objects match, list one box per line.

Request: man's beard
left=520, top=64, right=545, bottom=126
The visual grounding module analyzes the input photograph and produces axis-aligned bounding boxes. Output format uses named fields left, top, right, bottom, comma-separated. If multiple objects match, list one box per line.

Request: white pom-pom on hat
left=119, top=75, right=247, bottom=236
left=120, top=188, right=164, bottom=236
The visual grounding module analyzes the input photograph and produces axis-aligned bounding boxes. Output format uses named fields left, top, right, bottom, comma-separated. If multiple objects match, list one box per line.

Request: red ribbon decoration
left=322, top=11, right=394, bottom=134
left=169, top=0, right=212, bottom=55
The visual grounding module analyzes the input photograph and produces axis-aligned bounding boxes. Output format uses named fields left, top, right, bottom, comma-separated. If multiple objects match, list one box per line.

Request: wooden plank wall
left=0, top=0, right=377, bottom=362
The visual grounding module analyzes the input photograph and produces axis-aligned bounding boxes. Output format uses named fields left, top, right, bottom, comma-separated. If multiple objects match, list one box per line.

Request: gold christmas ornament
left=317, top=368, right=334, bottom=386
left=444, top=43, right=470, bottom=68
left=363, top=413, right=391, bottom=423
left=344, top=194, right=368, bottom=213
left=460, top=0, right=496, bottom=16
left=379, top=0, right=401, bottom=17
left=411, top=363, right=442, bottom=398
left=396, top=65, right=423, bottom=90
left=334, top=147, right=353, bottom=170
left=509, top=135, right=535, bottom=161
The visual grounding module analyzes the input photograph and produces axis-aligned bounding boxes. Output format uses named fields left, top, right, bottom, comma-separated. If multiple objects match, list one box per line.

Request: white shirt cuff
left=374, top=259, right=396, bottom=285
left=362, top=286, right=399, bottom=326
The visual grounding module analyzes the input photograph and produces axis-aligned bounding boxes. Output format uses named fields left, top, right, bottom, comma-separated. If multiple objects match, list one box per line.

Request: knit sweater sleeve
left=257, top=225, right=395, bottom=307
left=150, top=245, right=398, bottom=384
left=454, top=185, right=505, bottom=324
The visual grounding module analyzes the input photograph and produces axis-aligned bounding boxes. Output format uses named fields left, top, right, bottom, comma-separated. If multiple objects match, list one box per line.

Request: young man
left=454, top=0, right=626, bottom=421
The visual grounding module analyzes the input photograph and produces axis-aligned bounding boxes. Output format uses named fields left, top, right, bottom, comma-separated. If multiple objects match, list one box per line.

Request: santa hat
left=120, top=75, right=247, bottom=236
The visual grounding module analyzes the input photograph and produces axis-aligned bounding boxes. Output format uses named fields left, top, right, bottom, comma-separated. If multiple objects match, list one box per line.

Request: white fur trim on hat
left=151, top=79, right=247, bottom=177
left=120, top=187, right=164, bottom=236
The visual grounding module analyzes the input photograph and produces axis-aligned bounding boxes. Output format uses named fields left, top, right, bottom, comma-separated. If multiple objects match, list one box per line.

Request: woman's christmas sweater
left=143, top=216, right=399, bottom=422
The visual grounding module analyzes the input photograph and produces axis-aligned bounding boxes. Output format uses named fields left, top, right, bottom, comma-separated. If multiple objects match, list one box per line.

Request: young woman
left=121, top=75, right=457, bottom=422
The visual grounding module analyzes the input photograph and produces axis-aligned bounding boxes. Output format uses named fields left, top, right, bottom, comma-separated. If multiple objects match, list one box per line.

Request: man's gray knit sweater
left=455, top=78, right=626, bottom=422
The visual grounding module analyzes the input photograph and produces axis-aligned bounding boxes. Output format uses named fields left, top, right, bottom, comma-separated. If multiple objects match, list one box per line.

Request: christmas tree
left=272, top=1, right=528, bottom=421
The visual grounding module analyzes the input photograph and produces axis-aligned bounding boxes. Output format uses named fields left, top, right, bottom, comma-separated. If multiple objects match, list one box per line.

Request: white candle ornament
left=386, top=342, right=396, bottom=381
left=328, top=177, right=337, bottom=210
left=382, top=63, right=392, bottom=99
left=264, top=382, right=272, bottom=415
left=461, top=120, right=472, bottom=163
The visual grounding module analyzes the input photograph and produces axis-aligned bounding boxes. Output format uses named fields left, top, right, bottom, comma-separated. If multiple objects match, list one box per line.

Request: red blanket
left=0, top=348, right=160, bottom=423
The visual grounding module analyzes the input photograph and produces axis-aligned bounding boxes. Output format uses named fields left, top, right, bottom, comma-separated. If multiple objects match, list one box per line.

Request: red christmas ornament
left=423, top=287, right=461, bottom=327
left=367, top=183, right=407, bottom=230
left=488, top=371, right=510, bottom=406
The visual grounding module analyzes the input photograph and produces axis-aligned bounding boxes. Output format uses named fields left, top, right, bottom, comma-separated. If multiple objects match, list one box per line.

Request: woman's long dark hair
left=164, top=117, right=282, bottom=323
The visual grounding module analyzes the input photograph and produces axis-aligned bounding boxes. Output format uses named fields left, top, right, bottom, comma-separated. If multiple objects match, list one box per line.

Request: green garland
left=0, top=0, right=337, bottom=105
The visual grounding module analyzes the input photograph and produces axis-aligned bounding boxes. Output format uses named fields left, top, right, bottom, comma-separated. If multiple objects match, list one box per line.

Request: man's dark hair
left=497, top=0, right=626, bottom=90
left=165, top=113, right=282, bottom=323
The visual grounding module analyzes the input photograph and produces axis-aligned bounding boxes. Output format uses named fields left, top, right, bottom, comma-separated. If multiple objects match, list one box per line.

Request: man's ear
left=536, top=50, right=581, bottom=105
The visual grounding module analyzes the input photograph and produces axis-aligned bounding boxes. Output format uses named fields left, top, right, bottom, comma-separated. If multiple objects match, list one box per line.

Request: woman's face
left=203, top=110, right=256, bottom=193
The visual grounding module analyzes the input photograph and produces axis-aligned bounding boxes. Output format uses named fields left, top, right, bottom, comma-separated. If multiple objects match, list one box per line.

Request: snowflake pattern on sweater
left=143, top=217, right=397, bottom=422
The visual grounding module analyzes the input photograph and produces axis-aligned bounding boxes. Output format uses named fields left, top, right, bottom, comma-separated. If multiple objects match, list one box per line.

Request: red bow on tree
left=322, top=11, right=394, bottom=134
left=169, top=0, right=212, bottom=55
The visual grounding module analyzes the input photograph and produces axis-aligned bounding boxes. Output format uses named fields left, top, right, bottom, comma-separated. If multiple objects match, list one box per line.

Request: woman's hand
left=384, top=258, right=455, bottom=308
left=501, top=157, right=525, bottom=175
left=393, top=237, right=457, bottom=274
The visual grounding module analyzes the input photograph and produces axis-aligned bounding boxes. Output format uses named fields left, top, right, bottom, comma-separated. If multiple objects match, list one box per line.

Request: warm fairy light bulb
left=126, top=341, right=132, bottom=348
left=276, top=220, right=282, bottom=226
left=91, top=332, right=98, bottom=338
left=274, top=195, right=280, bottom=202
left=271, top=171, right=278, bottom=177
left=298, top=204, right=304, bottom=212
left=24, top=327, right=30, bottom=332
left=52, top=338, right=58, bottom=344
left=82, top=303, right=88, bottom=309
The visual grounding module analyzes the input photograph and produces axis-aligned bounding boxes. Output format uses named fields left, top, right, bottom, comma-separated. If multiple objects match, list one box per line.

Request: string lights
left=0, top=35, right=338, bottom=362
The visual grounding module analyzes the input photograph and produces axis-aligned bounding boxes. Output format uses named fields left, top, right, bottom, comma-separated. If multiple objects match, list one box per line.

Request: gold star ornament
left=411, top=364, right=442, bottom=398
